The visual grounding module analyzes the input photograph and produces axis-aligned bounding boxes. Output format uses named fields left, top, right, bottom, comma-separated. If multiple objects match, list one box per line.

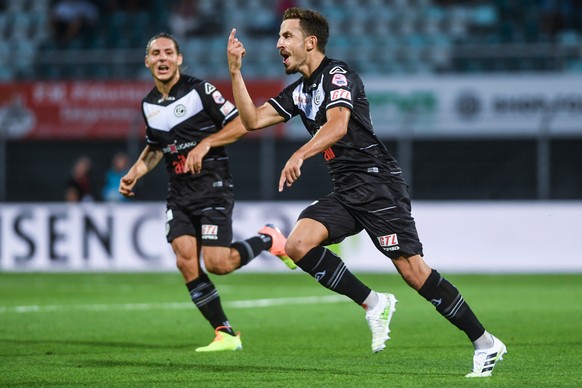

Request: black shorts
left=165, top=205, right=234, bottom=246
left=165, top=164, right=235, bottom=246
left=298, top=180, right=423, bottom=259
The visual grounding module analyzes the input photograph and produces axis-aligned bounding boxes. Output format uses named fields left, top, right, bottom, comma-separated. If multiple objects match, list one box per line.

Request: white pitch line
left=0, top=295, right=349, bottom=314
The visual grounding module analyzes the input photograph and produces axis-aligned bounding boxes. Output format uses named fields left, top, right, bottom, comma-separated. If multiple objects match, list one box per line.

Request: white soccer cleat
left=465, top=335, right=507, bottom=377
left=365, top=293, right=398, bottom=353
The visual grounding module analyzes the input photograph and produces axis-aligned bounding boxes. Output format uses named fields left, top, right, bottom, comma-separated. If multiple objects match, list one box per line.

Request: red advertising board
left=0, top=80, right=283, bottom=139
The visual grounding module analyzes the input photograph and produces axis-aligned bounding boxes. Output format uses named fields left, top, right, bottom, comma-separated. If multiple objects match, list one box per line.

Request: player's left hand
left=279, top=153, right=304, bottom=192
left=185, top=142, right=210, bottom=174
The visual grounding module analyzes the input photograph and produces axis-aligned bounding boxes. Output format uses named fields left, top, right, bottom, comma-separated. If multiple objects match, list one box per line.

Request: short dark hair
left=283, top=7, right=329, bottom=54
left=145, top=32, right=181, bottom=56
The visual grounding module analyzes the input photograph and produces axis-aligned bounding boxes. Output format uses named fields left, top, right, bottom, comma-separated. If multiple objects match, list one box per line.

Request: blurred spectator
left=49, top=0, right=99, bottom=44
left=248, top=0, right=296, bottom=36
left=540, top=0, right=576, bottom=38
left=168, top=0, right=199, bottom=41
left=65, top=155, right=93, bottom=202
left=101, top=152, right=129, bottom=202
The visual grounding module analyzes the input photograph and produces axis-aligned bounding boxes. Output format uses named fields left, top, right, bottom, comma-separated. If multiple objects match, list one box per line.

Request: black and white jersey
left=141, top=74, right=238, bottom=208
left=268, top=57, right=402, bottom=193
left=142, top=74, right=237, bottom=179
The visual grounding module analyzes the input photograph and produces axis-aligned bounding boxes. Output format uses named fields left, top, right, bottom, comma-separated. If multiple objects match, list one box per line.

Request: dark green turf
left=1, top=272, right=581, bottom=386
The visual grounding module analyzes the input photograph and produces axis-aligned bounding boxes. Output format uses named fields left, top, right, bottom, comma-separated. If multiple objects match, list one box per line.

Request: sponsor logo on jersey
left=329, top=66, right=347, bottom=74
left=205, top=83, right=216, bottom=94
left=212, top=90, right=225, bottom=104
left=220, top=101, right=235, bottom=116
left=378, top=234, right=399, bottom=251
left=332, top=74, right=348, bottom=87
left=330, top=89, right=352, bottom=101
left=162, top=141, right=197, bottom=154
left=293, top=94, right=307, bottom=105
left=202, top=224, right=219, bottom=240
left=174, top=104, right=186, bottom=117
left=322, top=147, right=336, bottom=161
left=146, top=109, right=161, bottom=120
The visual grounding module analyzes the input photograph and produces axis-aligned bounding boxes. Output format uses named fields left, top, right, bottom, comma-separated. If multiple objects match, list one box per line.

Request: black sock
left=418, top=269, right=485, bottom=341
left=296, top=246, right=371, bottom=305
left=230, top=236, right=268, bottom=268
left=186, top=272, right=235, bottom=336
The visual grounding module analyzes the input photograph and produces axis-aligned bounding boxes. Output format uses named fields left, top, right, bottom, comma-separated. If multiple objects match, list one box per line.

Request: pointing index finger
left=229, top=28, right=237, bottom=42
left=278, top=175, right=286, bottom=192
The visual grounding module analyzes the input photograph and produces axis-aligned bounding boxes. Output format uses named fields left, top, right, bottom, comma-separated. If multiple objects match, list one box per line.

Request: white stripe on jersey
left=269, top=98, right=292, bottom=120
left=142, top=88, right=203, bottom=132
left=291, top=75, right=325, bottom=121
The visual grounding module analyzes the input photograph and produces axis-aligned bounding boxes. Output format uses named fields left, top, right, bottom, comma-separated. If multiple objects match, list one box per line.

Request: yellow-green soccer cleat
left=195, top=326, right=242, bottom=352
left=465, top=335, right=507, bottom=377
left=258, top=224, right=297, bottom=270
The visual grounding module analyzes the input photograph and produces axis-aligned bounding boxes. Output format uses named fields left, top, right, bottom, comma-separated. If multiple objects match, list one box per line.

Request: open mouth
left=280, top=51, right=290, bottom=64
left=157, top=64, right=170, bottom=74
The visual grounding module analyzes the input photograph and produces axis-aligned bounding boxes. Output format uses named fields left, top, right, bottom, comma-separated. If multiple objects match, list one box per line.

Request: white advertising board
left=285, top=75, right=582, bottom=138
left=1, top=201, right=581, bottom=273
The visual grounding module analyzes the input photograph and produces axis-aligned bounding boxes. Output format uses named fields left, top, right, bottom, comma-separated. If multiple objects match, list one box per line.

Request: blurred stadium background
left=0, top=0, right=581, bottom=202
left=0, top=0, right=581, bottom=272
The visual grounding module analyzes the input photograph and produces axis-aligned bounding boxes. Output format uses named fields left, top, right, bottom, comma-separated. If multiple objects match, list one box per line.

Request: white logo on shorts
left=378, top=234, right=400, bottom=251
left=202, top=224, right=219, bottom=240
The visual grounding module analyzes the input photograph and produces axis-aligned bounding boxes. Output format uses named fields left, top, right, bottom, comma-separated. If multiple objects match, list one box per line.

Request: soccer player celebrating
left=188, top=8, right=507, bottom=377
left=119, top=33, right=295, bottom=352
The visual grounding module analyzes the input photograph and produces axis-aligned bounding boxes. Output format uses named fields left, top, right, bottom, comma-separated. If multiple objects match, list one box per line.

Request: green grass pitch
left=1, top=272, right=581, bottom=386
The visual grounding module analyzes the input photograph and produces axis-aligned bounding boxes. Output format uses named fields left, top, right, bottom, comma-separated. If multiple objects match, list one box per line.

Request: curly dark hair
left=283, top=7, right=329, bottom=54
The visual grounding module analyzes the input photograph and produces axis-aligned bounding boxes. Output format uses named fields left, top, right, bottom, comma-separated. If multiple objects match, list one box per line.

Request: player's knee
left=285, top=236, right=313, bottom=260
left=203, top=254, right=234, bottom=275
left=175, top=254, right=193, bottom=275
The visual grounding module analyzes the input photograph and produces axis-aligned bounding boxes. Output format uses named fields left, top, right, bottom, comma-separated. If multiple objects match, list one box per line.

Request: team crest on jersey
left=174, top=104, right=186, bottom=117
left=314, top=89, right=322, bottom=105
left=212, top=90, right=225, bottom=104
left=329, top=66, right=347, bottom=74
left=205, top=83, right=216, bottom=94
left=332, top=74, right=348, bottom=87
left=202, top=224, right=219, bottom=240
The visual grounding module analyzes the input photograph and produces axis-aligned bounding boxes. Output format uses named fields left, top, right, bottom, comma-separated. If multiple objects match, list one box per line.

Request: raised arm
left=227, top=28, right=284, bottom=130
left=119, top=145, right=163, bottom=197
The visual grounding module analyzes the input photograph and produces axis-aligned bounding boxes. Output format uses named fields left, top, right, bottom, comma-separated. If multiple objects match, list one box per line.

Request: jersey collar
left=303, top=56, right=331, bottom=92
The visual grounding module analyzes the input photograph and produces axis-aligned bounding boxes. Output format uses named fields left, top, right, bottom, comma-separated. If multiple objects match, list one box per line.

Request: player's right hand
left=227, top=28, right=245, bottom=73
left=119, top=175, right=137, bottom=197
left=184, top=142, right=210, bottom=175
